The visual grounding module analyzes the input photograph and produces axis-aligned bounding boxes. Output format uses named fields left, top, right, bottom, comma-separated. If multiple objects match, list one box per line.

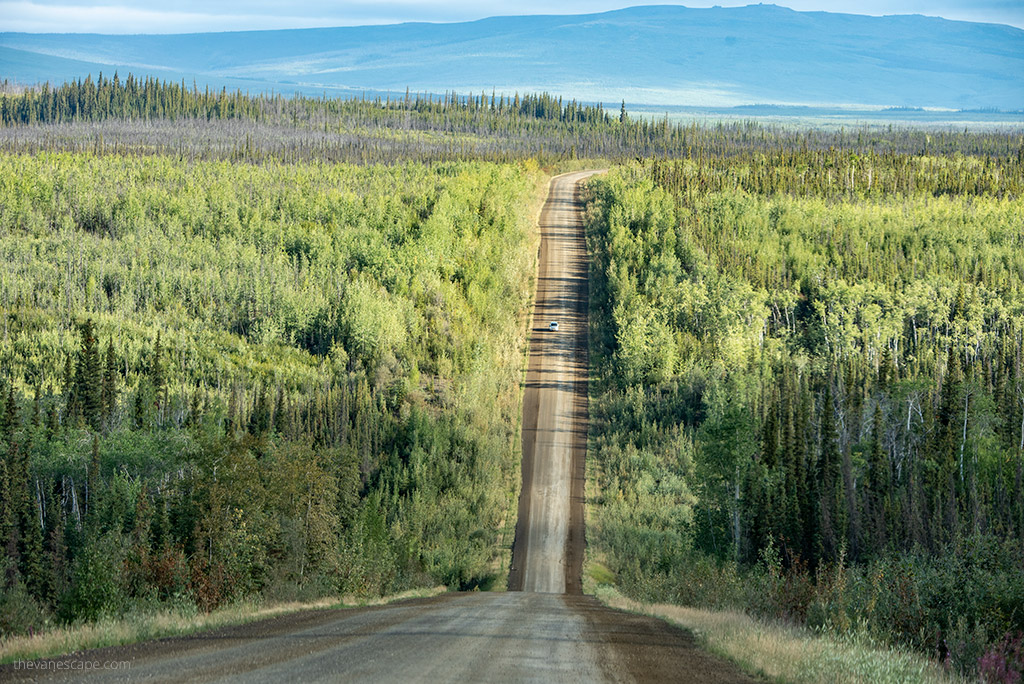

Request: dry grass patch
left=0, top=586, right=446, bottom=665
left=595, top=586, right=962, bottom=684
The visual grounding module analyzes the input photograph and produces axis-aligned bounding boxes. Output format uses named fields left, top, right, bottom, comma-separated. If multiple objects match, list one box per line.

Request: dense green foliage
left=0, top=152, right=542, bottom=632
left=584, top=150, right=1024, bottom=676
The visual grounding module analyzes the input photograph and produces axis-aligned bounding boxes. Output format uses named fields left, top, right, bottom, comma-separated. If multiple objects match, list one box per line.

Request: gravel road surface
left=508, top=170, right=597, bottom=595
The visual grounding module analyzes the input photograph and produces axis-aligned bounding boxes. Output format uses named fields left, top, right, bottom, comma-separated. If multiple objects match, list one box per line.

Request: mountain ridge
left=2, top=4, right=1022, bottom=109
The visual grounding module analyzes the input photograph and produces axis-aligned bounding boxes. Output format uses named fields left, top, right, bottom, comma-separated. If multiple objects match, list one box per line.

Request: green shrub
left=59, top=532, right=127, bottom=623
left=0, top=574, right=51, bottom=637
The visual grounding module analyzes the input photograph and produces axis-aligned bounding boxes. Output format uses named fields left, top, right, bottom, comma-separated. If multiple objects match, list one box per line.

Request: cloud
left=0, top=2, right=423, bottom=33
left=0, top=0, right=572, bottom=33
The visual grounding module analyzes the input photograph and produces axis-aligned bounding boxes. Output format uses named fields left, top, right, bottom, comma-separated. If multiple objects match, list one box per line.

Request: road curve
left=508, top=170, right=598, bottom=595
left=0, top=171, right=760, bottom=684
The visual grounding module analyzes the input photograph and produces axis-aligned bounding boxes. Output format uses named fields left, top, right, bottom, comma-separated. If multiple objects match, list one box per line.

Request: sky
left=1, top=0, right=1022, bottom=34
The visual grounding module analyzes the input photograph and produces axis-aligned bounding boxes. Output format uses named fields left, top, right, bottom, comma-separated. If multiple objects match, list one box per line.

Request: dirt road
left=1, top=172, right=759, bottom=683
left=508, top=170, right=597, bottom=595
left=1, top=593, right=757, bottom=683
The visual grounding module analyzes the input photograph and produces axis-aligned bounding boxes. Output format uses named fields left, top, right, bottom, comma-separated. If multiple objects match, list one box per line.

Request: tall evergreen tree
left=86, top=434, right=100, bottom=518
left=0, top=456, right=14, bottom=580
left=101, top=339, right=118, bottom=428
left=75, top=319, right=102, bottom=431
left=31, top=384, right=41, bottom=429
left=150, top=332, right=166, bottom=420
left=18, top=456, right=49, bottom=601
left=867, top=403, right=890, bottom=555
left=248, top=384, right=270, bottom=437
left=933, top=344, right=963, bottom=543
left=817, top=378, right=844, bottom=564
left=0, top=383, right=17, bottom=444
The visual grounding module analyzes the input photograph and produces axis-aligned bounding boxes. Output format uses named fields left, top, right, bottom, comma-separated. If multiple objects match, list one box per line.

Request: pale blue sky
left=2, top=1, right=1022, bottom=33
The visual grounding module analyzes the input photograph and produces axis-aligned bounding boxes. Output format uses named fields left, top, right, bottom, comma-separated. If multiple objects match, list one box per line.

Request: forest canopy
left=0, top=151, right=544, bottom=630
left=583, top=150, right=1024, bottom=677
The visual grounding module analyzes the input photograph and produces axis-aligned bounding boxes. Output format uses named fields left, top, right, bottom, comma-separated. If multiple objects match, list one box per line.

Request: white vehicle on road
left=549, top=321, right=559, bottom=331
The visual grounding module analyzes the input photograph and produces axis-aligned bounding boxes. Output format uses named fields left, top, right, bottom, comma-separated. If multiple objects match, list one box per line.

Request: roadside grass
left=588, top=579, right=961, bottom=684
left=0, top=586, right=447, bottom=665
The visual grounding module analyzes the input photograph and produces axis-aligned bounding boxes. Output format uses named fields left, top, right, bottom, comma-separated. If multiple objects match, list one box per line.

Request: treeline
left=0, top=73, right=611, bottom=129
left=2, top=74, right=1022, bottom=165
left=0, top=153, right=541, bottom=632
left=0, top=73, right=621, bottom=164
left=584, top=153, right=1024, bottom=677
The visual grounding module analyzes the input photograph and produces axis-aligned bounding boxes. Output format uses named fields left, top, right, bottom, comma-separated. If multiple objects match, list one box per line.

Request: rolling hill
left=2, top=4, right=1023, bottom=109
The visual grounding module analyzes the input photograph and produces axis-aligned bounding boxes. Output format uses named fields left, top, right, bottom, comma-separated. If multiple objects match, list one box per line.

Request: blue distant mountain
left=2, top=4, right=1022, bottom=109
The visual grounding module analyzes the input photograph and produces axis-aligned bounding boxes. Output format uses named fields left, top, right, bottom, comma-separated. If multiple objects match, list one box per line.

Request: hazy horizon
left=3, top=3, right=1021, bottom=111
left=1, top=1, right=1023, bottom=34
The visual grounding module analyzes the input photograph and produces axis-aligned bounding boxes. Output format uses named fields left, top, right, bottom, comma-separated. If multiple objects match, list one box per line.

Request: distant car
left=549, top=321, right=559, bottom=331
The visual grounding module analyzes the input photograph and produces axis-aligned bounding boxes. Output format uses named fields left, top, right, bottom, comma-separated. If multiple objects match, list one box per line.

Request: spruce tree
left=933, top=344, right=962, bottom=542
left=0, top=383, right=16, bottom=444
left=87, top=434, right=100, bottom=518
left=45, top=392, right=57, bottom=441
left=75, top=319, right=102, bottom=431
left=248, top=384, right=269, bottom=436
left=7, top=434, right=46, bottom=597
left=150, top=332, right=166, bottom=421
left=272, top=387, right=285, bottom=435
left=0, top=457, right=13, bottom=568
left=817, top=378, right=843, bottom=565
left=19, top=470, right=48, bottom=601
left=133, top=381, right=147, bottom=429
left=868, top=403, right=890, bottom=555
left=226, top=386, right=239, bottom=436
left=31, top=384, right=41, bottom=429
left=782, top=388, right=802, bottom=556
left=151, top=486, right=171, bottom=550
left=185, top=392, right=200, bottom=428
left=101, top=339, right=118, bottom=428
left=0, top=452, right=18, bottom=587
left=879, top=345, right=896, bottom=389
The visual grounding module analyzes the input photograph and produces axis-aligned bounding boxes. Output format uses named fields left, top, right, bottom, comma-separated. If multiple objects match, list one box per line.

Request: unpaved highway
left=508, top=170, right=597, bottom=595
left=0, top=593, right=756, bottom=683
left=1, top=172, right=758, bottom=684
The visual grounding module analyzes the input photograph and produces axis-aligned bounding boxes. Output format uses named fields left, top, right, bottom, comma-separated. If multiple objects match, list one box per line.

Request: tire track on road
left=508, top=170, right=599, bottom=595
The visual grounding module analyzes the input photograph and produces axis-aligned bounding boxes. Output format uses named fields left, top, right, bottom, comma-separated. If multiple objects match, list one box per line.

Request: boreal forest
left=585, top=152, right=1024, bottom=676
left=1, top=74, right=1023, bottom=679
